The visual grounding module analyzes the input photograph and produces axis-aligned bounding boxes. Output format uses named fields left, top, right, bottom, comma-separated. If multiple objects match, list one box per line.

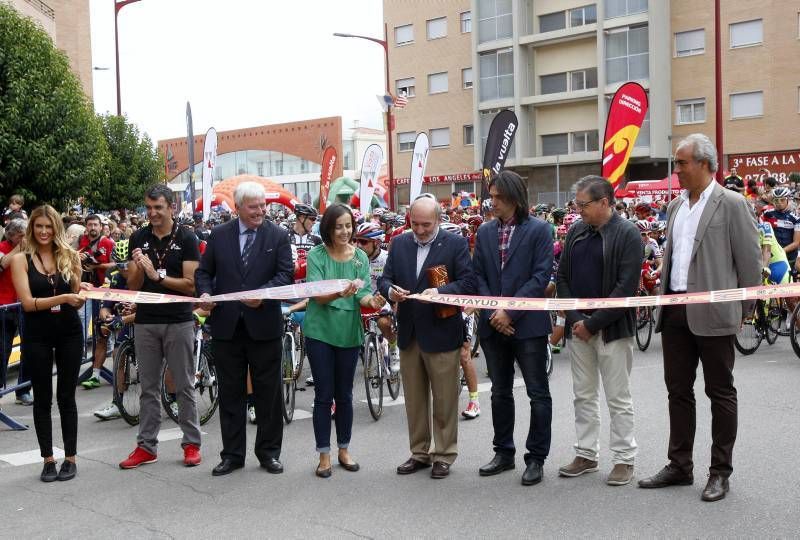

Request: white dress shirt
left=669, top=180, right=716, bottom=291
left=414, top=228, right=439, bottom=279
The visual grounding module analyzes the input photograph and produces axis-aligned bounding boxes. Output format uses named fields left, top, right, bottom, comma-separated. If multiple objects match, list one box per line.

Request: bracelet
left=34, top=298, right=38, bottom=311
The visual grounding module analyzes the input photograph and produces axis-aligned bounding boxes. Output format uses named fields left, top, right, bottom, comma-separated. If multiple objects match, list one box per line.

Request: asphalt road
left=1, top=332, right=799, bottom=539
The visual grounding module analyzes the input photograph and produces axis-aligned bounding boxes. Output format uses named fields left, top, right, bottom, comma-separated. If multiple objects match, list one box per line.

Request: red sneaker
left=183, top=444, right=201, bottom=467
left=119, top=447, right=158, bottom=469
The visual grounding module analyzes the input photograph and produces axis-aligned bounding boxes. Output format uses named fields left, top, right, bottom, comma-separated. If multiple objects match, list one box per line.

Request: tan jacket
left=655, top=182, right=761, bottom=336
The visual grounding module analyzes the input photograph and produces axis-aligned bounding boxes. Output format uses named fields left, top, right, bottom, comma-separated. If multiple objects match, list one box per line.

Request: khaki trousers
left=400, top=339, right=461, bottom=465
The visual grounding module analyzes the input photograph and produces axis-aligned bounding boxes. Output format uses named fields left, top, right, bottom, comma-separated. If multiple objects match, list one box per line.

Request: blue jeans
left=305, top=337, right=359, bottom=453
left=482, top=334, right=552, bottom=465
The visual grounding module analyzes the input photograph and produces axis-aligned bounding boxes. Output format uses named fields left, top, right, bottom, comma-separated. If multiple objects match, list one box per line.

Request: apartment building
left=672, top=0, right=800, bottom=185
left=384, top=0, right=479, bottom=204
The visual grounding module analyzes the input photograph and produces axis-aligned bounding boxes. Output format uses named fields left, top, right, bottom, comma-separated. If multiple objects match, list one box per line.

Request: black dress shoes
left=212, top=459, right=244, bottom=476
left=40, top=461, right=58, bottom=483
left=338, top=459, right=360, bottom=472
left=57, top=460, right=77, bottom=481
left=638, top=464, right=693, bottom=488
left=521, top=462, right=543, bottom=486
left=479, top=454, right=515, bottom=477
left=701, top=474, right=729, bottom=502
left=431, top=461, right=450, bottom=479
left=396, top=457, right=431, bottom=475
left=315, top=465, right=332, bottom=478
left=260, top=458, right=284, bottom=474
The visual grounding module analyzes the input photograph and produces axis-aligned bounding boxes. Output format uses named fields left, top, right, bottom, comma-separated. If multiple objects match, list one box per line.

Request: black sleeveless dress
left=23, top=254, right=81, bottom=341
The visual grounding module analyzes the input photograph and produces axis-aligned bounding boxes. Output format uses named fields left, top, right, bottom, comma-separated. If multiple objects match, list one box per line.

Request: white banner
left=201, top=127, right=218, bottom=222
left=359, top=144, right=384, bottom=217
left=409, top=132, right=430, bottom=203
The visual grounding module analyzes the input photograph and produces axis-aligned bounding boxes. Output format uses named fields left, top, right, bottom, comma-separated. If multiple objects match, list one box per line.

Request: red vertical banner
left=318, top=146, right=337, bottom=213
left=602, top=82, right=649, bottom=188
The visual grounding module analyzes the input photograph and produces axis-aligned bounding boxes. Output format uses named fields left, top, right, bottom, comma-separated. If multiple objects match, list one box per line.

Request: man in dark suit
left=472, top=171, right=554, bottom=486
left=378, top=194, right=476, bottom=479
left=196, top=181, right=294, bottom=476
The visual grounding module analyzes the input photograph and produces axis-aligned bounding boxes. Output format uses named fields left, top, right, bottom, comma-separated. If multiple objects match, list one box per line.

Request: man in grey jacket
left=556, top=175, right=642, bottom=486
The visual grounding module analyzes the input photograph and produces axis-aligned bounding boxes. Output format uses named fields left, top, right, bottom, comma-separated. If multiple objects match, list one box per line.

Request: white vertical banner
left=201, top=127, right=218, bottom=222
left=409, top=132, right=430, bottom=203
left=359, top=144, right=384, bottom=217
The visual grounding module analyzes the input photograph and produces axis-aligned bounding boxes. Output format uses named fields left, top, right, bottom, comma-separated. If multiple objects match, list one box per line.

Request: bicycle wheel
left=545, top=342, right=554, bottom=378
left=280, top=332, right=296, bottom=424
left=469, top=314, right=481, bottom=358
left=160, top=364, right=180, bottom=424
left=635, top=306, right=653, bottom=352
left=292, top=325, right=305, bottom=381
left=113, top=339, right=141, bottom=426
left=764, top=298, right=780, bottom=345
left=735, top=305, right=762, bottom=355
left=196, top=346, right=219, bottom=425
left=789, top=303, right=800, bottom=359
left=363, top=334, right=383, bottom=420
left=457, top=365, right=465, bottom=397
left=385, top=340, right=401, bottom=400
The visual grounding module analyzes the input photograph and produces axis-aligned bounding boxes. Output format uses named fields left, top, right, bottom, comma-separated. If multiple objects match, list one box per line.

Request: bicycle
left=736, top=298, right=780, bottom=355
left=112, top=322, right=141, bottom=426
left=362, top=312, right=401, bottom=421
left=161, top=314, right=220, bottom=426
left=280, top=312, right=306, bottom=424
left=635, top=264, right=658, bottom=352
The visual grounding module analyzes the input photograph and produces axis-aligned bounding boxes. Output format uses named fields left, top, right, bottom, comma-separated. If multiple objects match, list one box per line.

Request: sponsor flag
left=480, top=109, right=519, bottom=210
left=201, top=127, right=218, bottom=222
left=409, top=133, right=430, bottom=203
left=359, top=144, right=384, bottom=217
left=318, top=146, right=337, bottom=213
left=602, top=82, right=649, bottom=188
left=186, top=102, right=196, bottom=214
left=393, top=92, right=408, bottom=109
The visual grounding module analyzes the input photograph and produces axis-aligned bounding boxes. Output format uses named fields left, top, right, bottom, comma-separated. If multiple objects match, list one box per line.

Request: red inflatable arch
left=194, top=174, right=299, bottom=212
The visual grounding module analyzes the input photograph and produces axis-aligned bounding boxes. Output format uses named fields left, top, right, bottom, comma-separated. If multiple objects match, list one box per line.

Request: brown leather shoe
left=701, top=474, right=729, bottom=502
left=431, top=461, right=450, bottom=479
left=558, top=457, right=599, bottom=477
left=396, top=457, right=431, bottom=475
left=638, top=464, right=693, bottom=488
left=606, top=464, right=634, bottom=486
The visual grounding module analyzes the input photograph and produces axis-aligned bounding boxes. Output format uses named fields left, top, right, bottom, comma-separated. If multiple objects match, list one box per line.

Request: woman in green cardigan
left=304, top=204, right=385, bottom=478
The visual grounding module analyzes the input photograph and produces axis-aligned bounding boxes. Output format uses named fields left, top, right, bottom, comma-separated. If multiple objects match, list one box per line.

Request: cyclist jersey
left=288, top=230, right=321, bottom=261
left=643, top=238, right=662, bottom=261
left=762, top=209, right=800, bottom=258
left=758, top=222, right=789, bottom=265
left=366, top=249, right=387, bottom=292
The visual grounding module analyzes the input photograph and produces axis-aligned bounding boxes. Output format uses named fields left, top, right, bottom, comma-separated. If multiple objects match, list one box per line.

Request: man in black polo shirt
left=119, top=184, right=202, bottom=469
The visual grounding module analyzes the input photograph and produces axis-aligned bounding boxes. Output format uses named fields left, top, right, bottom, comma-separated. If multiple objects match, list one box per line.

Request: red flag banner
left=318, top=146, right=337, bottom=213
left=601, top=82, right=649, bottom=188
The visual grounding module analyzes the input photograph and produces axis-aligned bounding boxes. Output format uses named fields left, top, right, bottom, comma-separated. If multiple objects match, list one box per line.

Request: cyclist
left=289, top=203, right=321, bottom=255
left=762, top=187, right=800, bottom=269
left=758, top=220, right=791, bottom=285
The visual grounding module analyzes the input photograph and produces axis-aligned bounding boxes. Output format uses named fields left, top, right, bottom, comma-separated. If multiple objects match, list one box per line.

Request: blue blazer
left=378, top=230, right=476, bottom=353
left=195, top=219, right=294, bottom=341
left=472, top=216, right=553, bottom=340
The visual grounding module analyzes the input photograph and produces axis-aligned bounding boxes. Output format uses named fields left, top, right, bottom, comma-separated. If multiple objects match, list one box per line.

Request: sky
left=90, top=0, right=386, bottom=143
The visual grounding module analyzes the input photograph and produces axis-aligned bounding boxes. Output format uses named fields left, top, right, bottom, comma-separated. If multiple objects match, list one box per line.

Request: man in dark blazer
left=378, top=194, right=476, bottom=479
left=196, top=181, right=294, bottom=476
left=472, top=170, right=554, bottom=486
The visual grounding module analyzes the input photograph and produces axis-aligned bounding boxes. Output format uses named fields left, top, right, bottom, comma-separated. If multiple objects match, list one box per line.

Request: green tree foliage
left=85, top=114, right=164, bottom=211
left=0, top=4, right=109, bottom=210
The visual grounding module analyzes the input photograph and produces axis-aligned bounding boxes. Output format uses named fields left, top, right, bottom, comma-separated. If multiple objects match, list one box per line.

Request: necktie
left=241, top=229, right=255, bottom=268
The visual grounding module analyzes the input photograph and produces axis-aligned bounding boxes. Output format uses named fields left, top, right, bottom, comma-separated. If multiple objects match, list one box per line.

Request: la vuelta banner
left=481, top=109, right=518, bottom=208
left=602, top=82, right=648, bottom=188
left=359, top=144, right=384, bottom=217
left=318, top=146, right=337, bottom=213
left=409, top=132, right=430, bottom=203
left=201, top=127, right=218, bottom=222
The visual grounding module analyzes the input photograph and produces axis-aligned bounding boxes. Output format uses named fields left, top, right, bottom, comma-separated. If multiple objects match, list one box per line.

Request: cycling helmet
left=372, top=207, right=386, bottom=218
left=467, top=215, right=484, bottom=226
left=294, top=203, right=318, bottom=218
left=112, top=239, right=129, bottom=262
left=563, top=214, right=581, bottom=228
left=634, top=202, right=651, bottom=213
left=392, top=215, right=406, bottom=228
left=440, top=222, right=462, bottom=234
left=772, top=187, right=792, bottom=199
left=551, top=208, right=567, bottom=221
left=534, top=204, right=549, bottom=214
left=655, top=221, right=667, bottom=232
left=440, top=214, right=451, bottom=223
left=482, top=199, right=493, bottom=211
left=379, top=212, right=396, bottom=225
left=636, top=220, right=651, bottom=233
left=352, top=209, right=363, bottom=224
left=355, top=222, right=385, bottom=241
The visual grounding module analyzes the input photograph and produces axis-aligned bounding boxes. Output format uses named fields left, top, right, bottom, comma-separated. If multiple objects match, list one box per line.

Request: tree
left=0, top=4, right=109, bottom=210
left=84, top=114, right=164, bottom=211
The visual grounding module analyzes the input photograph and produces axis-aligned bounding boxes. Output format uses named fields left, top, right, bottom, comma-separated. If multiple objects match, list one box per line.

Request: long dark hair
left=489, top=170, right=529, bottom=223
left=318, top=203, right=354, bottom=246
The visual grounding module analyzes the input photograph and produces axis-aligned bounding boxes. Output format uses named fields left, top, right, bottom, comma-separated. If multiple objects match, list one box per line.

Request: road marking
left=158, top=427, right=207, bottom=442
left=293, top=409, right=312, bottom=420
left=0, top=447, right=64, bottom=466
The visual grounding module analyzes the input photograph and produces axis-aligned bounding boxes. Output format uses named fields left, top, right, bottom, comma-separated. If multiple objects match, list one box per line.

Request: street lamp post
left=334, top=24, right=396, bottom=211
left=114, top=0, right=142, bottom=116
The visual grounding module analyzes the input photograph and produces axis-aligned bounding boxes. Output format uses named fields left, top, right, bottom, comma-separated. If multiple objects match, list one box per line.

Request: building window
left=462, top=68, right=473, bottom=89
left=636, top=108, right=650, bottom=147
left=478, top=0, right=513, bottom=43
left=605, top=0, right=648, bottom=19
left=464, top=125, right=474, bottom=146
left=730, top=19, right=763, bottom=48
left=572, top=130, right=599, bottom=153
left=542, top=133, right=569, bottom=156
left=479, top=47, right=514, bottom=101
left=395, top=77, right=416, bottom=97
left=461, top=11, right=471, bottom=33
left=428, top=72, right=448, bottom=94
left=395, top=24, right=414, bottom=45
left=427, top=17, right=447, bottom=40
left=539, top=11, right=566, bottom=33
left=398, top=131, right=416, bottom=152
left=730, top=91, right=763, bottom=119
left=570, top=68, right=598, bottom=90
left=605, top=25, right=649, bottom=84
left=541, top=73, right=568, bottom=94
left=675, top=29, right=705, bottom=57
left=570, top=4, right=597, bottom=27
left=343, top=139, right=355, bottom=169
left=429, top=128, right=450, bottom=148
left=480, top=109, right=516, bottom=159
left=676, top=98, right=706, bottom=124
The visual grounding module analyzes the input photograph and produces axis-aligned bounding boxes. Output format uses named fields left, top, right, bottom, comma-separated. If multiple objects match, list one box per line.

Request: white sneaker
left=248, top=405, right=257, bottom=424
left=305, top=376, right=315, bottom=386
left=170, top=401, right=179, bottom=418
left=94, top=402, right=120, bottom=420
left=461, top=400, right=480, bottom=419
left=389, top=344, right=400, bottom=374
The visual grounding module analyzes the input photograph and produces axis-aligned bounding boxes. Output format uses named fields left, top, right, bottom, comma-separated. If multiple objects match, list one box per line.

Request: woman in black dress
left=11, top=205, right=85, bottom=482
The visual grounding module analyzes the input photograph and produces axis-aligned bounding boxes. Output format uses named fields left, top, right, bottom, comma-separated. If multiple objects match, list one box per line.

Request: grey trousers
left=135, top=321, right=201, bottom=454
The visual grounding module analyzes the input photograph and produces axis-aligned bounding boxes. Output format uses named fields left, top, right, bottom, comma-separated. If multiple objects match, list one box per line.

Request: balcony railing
left=23, top=0, right=55, bottom=20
